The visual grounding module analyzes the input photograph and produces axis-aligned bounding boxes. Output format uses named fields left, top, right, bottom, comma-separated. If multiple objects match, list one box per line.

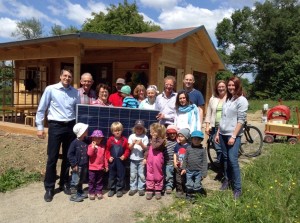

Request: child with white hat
left=67, top=122, right=89, bottom=202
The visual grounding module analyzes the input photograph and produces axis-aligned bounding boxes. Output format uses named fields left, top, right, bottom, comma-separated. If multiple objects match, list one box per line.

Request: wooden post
left=73, top=56, right=81, bottom=88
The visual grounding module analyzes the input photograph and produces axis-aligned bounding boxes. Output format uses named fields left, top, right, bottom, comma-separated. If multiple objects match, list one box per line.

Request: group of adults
left=36, top=68, right=247, bottom=202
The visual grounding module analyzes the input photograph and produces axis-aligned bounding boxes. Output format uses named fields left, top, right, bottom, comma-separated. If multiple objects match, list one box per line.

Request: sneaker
left=233, top=190, right=242, bottom=200
left=116, top=191, right=123, bottom=198
left=138, top=190, right=145, bottom=196
left=146, top=192, right=153, bottom=200
left=129, top=190, right=137, bottom=196
left=70, top=193, right=84, bottom=202
left=155, top=192, right=162, bottom=200
left=96, top=194, right=103, bottom=200
left=89, top=194, right=95, bottom=200
left=220, top=179, right=229, bottom=191
left=165, top=189, right=172, bottom=194
left=108, top=190, right=115, bottom=197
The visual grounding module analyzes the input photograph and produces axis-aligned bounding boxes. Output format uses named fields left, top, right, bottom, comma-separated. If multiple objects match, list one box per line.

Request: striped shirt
left=164, top=139, right=177, bottom=165
left=122, top=96, right=139, bottom=108
left=182, top=145, right=207, bottom=177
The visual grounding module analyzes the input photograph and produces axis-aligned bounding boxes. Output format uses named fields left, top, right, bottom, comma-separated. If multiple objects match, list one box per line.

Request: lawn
left=141, top=143, right=300, bottom=223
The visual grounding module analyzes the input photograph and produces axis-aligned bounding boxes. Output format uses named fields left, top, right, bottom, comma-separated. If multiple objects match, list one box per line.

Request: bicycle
left=207, top=121, right=263, bottom=169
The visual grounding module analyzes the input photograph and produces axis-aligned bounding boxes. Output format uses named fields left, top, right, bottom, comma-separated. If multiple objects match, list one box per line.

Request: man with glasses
left=155, top=75, right=177, bottom=127
left=77, top=73, right=96, bottom=104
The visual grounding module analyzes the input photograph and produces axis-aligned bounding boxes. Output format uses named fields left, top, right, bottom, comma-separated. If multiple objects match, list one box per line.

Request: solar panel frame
left=76, top=104, right=159, bottom=140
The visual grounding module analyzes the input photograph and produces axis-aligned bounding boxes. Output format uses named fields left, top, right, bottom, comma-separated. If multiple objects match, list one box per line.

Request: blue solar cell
left=76, top=105, right=159, bottom=139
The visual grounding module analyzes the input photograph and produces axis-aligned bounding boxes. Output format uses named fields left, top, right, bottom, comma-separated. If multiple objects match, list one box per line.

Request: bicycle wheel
left=240, top=125, right=263, bottom=157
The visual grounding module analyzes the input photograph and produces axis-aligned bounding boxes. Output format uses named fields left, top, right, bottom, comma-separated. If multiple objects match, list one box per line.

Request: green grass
left=140, top=143, right=300, bottom=223
left=0, top=168, right=41, bottom=193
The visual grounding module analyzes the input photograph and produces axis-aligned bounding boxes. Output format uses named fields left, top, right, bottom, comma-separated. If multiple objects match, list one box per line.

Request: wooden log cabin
left=0, top=26, right=225, bottom=113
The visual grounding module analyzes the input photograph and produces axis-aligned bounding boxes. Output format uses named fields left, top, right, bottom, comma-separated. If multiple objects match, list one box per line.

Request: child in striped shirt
left=120, top=85, right=139, bottom=108
left=181, top=130, right=207, bottom=200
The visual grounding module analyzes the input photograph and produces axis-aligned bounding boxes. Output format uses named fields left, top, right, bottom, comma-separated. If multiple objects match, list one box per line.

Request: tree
left=11, top=17, right=43, bottom=40
left=82, top=0, right=161, bottom=34
left=215, top=0, right=300, bottom=100
left=50, top=24, right=79, bottom=36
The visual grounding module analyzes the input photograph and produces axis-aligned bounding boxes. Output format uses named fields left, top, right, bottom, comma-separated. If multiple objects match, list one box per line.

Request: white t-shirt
left=128, top=133, right=149, bottom=160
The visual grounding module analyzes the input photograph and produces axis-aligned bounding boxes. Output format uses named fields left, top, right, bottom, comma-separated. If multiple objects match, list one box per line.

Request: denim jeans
left=164, top=164, right=174, bottom=190
left=219, top=134, right=241, bottom=191
left=130, top=160, right=145, bottom=191
left=210, top=127, right=222, bottom=162
left=185, top=169, right=202, bottom=191
left=70, top=166, right=88, bottom=192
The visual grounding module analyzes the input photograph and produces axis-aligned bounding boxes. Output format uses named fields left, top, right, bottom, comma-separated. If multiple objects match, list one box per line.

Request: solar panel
left=76, top=104, right=159, bottom=139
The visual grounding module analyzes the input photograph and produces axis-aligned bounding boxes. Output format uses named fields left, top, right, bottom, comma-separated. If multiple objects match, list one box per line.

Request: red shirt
left=106, top=136, right=130, bottom=160
left=108, top=92, right=123, bottom=107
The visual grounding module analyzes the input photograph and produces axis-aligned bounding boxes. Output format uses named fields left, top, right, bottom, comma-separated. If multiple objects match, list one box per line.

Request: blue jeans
left=130, top=160, right=145, bottom=191
left=70, top=166, right=87, bottom=193
left=185, top=169, right=202, bottom=191
left=164, top=164, right=174, bottom=190
left=210, top=127, right=222, bottom=162
left=219, top=134, right=241, bottom=191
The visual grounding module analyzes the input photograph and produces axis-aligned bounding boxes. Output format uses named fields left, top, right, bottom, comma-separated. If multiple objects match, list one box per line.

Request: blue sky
left=0, top=0, right=263, bottom=45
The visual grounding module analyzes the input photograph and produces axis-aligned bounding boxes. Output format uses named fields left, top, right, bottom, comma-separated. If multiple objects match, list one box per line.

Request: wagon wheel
left=287, top=137, right=298, bottom=145
left=264, top=134, right=275, bottom=143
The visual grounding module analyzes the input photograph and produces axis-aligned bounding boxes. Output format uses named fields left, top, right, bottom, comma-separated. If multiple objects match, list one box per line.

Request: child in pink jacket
left=87, top=130, right=108, bottom=200
left=145, top=123, right=166, bottom=200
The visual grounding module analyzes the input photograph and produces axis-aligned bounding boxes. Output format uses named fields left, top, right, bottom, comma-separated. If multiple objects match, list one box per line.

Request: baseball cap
left=116, top=78, right=125, bottom=85
left=134, top=119, right=145, bottom=128
left=191, top=130, right=204, bottom=139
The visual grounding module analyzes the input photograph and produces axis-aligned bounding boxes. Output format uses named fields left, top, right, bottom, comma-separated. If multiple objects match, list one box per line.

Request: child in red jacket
left=106, top=122, right=130, bottom=198
left=87, top=130, right=108, bottom=200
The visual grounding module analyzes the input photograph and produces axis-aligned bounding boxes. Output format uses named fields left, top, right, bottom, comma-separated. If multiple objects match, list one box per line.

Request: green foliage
left=11, top=17, right=43, bottom=40
left=140, top=143, right=300, bottom=223
left=0, top=168, right=41, bottom=192
left=82, top=0, right=161, bottom=34
left=50, top=24, right=79, bottom=35
left=216, top=0, right=300, bottom=100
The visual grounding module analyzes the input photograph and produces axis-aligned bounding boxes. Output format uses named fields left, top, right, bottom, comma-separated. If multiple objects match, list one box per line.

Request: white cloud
left=64, top=0, right=106, bottom=25
left=0, top=17, right=17, bottom=39
left=157, top=4, right=234, bottom=42
left=139, top=0, right=182, bottom=10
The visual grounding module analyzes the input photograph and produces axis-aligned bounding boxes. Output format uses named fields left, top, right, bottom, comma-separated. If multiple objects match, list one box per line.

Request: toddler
left=106, top=122, right=130, bottom=197
left=145, top=123, right=166, bottom=200
left=181, top=130, right=207, bottom=200
left=87, top=130, right=108, bottom=200
left=164, top=125, right=178, bottom=194
left=128, top=120, right=149, bottom=196
left=174, top=128, right=190, bottom=198
left=120, top=85, right=139, bottom=108
left=67, top=122, right=89, bottom=202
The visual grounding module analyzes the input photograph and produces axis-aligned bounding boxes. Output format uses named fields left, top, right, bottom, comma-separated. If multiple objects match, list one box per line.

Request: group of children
left=67, top=120, right=207, bottom=202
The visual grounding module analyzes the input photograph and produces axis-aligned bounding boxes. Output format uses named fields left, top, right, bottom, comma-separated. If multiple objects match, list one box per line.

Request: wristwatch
left=231, top=135, right=236, bottom=139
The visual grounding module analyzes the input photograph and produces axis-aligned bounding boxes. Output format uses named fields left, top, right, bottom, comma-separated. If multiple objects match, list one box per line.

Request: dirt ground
left=0, top=111, right=264, bottom=223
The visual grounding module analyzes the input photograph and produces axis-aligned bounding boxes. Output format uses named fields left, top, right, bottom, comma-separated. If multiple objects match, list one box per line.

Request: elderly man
left=77, top=72, right=96, bottom=104
left=155, top=75, right=177, bottom=126
left=182, top=73, right=205, bottom=125
left=36, top=69, right=80, bottom=202
left=108, top=78, right=125, bottom=107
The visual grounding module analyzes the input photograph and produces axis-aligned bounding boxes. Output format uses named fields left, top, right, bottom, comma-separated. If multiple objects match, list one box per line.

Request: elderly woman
left=139, top=85, right=159, bottom=110
left=174, top=90, right=201, bottom=132
left=133, top=84, right=146, bottom=104
left=91, top=83, right=112, bottom=106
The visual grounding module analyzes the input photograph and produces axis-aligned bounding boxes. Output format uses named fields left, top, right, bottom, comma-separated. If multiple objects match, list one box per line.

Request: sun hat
left=73, top=123, right=89, bottom=138
left=178, top=128, right=190, bottom=140
left=120, top=85, right=131, bottom=95
left=166, top=125, right=178, bottom=134
left=191, top=130, right=204, bottom=139
left=116, top=78, right=125, bottom=85
left=147, top=85, right=159, bottom=94
left=134, top=119, right=145, bottom=128
left=90, top=130, right=104, bottom=138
